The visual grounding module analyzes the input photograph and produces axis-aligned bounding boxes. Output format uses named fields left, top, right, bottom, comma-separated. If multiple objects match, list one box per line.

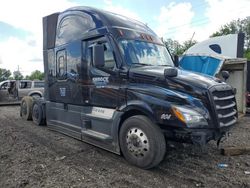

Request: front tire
left=119, top=115, right=166, bottom=169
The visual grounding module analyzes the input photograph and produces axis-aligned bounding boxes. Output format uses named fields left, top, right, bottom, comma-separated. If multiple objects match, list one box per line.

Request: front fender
left=121, top=89, right=174, bottom=125
left=119, top=100, right=156, bottom=123
left=123, top=88, right=209, bottom=129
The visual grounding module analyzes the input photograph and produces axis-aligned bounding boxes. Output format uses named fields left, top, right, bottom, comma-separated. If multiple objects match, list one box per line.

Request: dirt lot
left=0, top=106, right=249, bottom=188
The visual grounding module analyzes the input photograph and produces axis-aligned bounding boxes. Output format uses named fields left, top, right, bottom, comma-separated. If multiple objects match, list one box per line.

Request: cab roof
left=61, top=6, right=156, bottom=35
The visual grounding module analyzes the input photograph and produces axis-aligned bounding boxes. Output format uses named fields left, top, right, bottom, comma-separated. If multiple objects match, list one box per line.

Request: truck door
left=0, top=81, right=17, bottom=102
left=79, top=36, right=123, bottom=144
left=0, top=81, right=9, bottom=102
left=87, top=37, right=119, bottom=108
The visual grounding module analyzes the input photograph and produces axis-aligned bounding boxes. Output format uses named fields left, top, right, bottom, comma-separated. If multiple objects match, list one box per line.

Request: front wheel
left=119, top=115, right=166, bottom=169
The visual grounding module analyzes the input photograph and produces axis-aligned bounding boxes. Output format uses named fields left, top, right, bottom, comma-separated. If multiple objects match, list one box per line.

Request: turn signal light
left=172, top=107, right=186, bottom=123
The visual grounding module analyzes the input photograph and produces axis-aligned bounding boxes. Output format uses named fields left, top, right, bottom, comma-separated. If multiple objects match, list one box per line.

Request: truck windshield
left=119, top=39, right=174, bottom=67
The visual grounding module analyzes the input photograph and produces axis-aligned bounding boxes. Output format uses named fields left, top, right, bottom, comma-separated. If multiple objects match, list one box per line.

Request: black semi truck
left=20, top=6, right=238, bottom=169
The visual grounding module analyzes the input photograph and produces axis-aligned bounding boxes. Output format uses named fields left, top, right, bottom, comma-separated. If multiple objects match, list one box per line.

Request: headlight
left=172, top=106, right=208, bottom=128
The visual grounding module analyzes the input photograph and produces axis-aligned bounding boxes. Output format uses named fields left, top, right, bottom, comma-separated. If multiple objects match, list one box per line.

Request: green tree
left=27, top=70, right=44, bottom=80
left=211, top=17, right=250, bottom=59
left=181, top=40, right=197, bottom=55
left=0, top=68, right=11, bottom=81
left=164, top=38, right=197, bottom=56
left=164, top=39, right=182, bottom=56
left=13, top=70, right=24, bottom=80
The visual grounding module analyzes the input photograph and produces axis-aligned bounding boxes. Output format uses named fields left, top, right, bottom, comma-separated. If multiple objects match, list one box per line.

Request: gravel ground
left=0, top=106, right=249, bottom=188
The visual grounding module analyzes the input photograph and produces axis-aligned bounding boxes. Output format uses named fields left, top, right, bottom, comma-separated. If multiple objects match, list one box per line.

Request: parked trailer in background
left=20, top=7, right=238, bottom=169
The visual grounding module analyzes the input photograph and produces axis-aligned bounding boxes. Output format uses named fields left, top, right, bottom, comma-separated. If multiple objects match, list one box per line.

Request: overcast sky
left=0, top=0, right=249, bottom=76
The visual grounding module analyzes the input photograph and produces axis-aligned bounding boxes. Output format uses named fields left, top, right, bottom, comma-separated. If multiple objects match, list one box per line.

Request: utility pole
left=190, top=32, right=195, bottom=46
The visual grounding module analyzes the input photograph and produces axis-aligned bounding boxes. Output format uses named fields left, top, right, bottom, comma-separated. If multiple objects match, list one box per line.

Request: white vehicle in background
left=0, top=80, right=44, bottom=102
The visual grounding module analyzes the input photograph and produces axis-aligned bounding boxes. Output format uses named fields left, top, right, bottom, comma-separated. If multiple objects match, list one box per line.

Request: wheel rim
left=126, top=127, right=149, bottom=158
left=32, top=104, right=39, bottom=121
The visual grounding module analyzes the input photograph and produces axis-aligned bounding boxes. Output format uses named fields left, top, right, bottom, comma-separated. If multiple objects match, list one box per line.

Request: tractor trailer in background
left=20, top=7, right=238, bottom=169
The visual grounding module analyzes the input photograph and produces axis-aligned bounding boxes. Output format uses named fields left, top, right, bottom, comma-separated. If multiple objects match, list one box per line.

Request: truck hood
left=128, top=66, right=223, bottom=94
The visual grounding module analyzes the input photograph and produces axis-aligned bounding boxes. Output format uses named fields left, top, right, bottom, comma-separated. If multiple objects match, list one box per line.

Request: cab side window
left=87, top=38, right=116, bottom=71
left=103, top=42, right=115, bottom=70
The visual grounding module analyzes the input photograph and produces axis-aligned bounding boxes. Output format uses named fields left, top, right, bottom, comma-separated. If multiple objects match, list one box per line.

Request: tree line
left=0, top=69, right=44, bottom=82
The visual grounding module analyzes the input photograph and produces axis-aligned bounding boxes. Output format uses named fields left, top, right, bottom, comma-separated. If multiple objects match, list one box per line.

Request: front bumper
left=162, top=126, right=234, bottom=146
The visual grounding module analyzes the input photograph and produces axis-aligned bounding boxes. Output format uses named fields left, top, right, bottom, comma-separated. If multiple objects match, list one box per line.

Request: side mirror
left=164, top=67, right=178, bottom=78
left=173, top=55, right=179, bottom=67
left=221, top=70, right=230, bottom=81
left=93, top=44, right=105, bottom=68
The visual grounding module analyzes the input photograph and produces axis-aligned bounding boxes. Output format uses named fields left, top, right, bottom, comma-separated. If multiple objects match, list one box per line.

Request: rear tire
left=119, top=115, right=166, bottom=169
left=20, top=96, right=33, bottom=120
left=32, top=101, right=45, bottom=126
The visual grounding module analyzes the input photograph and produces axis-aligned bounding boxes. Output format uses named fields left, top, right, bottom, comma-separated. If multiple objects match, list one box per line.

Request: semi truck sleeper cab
left=22, top=6, right=238, bottom=169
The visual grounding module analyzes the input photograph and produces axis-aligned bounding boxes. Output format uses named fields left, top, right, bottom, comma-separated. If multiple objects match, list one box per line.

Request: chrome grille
left=210, top=85, right=237, bottom=128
